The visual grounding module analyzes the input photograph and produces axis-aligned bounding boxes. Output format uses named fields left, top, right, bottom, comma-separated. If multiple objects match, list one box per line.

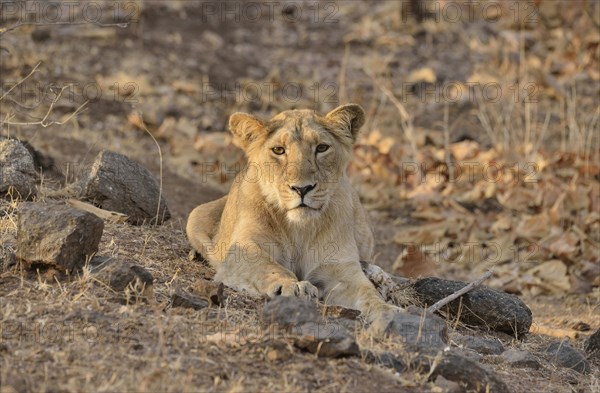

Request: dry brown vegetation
left=1, top=1, right=599, bottom=392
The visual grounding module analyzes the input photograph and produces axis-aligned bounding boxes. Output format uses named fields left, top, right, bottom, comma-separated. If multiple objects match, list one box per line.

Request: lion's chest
left=277, top=231, right=358, bottom=280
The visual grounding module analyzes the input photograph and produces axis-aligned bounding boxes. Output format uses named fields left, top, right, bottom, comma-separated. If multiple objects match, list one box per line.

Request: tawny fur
left=187, top=104, right=398, bottom=319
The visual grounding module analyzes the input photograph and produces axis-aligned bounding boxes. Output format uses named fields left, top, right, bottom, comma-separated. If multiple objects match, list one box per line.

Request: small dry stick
left=427, top=269, right=494, bottom=313
left=138, top=115, right=164, bottom=225
left=0, top=62, right=41, bottom=101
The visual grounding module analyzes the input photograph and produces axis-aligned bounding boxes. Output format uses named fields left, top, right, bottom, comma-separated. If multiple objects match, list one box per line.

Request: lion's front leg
left=214, top=242, right=318, bottom=301
left=307, top=261, right=400, bottom=320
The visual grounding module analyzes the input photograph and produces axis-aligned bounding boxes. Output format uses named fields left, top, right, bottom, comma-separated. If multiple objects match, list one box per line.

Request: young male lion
left=187, top=104, right=399, bottom=319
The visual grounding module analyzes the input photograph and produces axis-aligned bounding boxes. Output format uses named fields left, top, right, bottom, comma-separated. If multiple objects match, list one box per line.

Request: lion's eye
left=316, top=144, right=330, bottom=153
left=272, top=146, right=285, bottom=155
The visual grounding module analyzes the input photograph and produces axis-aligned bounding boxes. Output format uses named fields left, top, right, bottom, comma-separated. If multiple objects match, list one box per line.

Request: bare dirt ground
left=1, top=1, right=599, bottom=392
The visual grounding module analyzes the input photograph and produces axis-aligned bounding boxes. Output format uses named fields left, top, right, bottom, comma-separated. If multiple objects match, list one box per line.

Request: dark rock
left=0, top=139, right=37, bottom=199
left=368, top=307, right=447, bottom=350
left=171, top=289, right=209, bottom=310
left=546, top=341, right=591, bottom=374
left=335, top=317, right=360, bottom=332
left=95, top=259, right=153, bottom=293
left=1, top=252, right=17, bottom=271
left=454, top=335, right=505, bottom=355
left=31, top=28, right=51, bottom=42
left=19, top=139, right=64, bottom=182
left=571, top=321, right=591, bottom=332
left=89, top=255, right=114, bottom=270
left=412, top=277, right=532, bottom=337
left=262, top=296, right=321, bottom=328
left=293, top=321, right=360, bottom=358
left=17, top=202, right=104, bottom=272
left=79, top=150, right=170, bottom=225
left=500, top=349, right=541, bottom=369
left=364, top=351, right=406, bottom=373
left=584, top=328, right=600, bottom=359
left=413, top=350, right=510, bottom=393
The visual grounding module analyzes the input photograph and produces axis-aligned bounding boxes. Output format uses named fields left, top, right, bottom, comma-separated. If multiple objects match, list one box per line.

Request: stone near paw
left=262, top=296, right=321, bottom=328
left=171, top=288, right=209, bottom=310
left=368, top=308, right=448, bottom=350
left=412, top=277, right=532, bottom=337
left=293, top=321, right=360, bottom=358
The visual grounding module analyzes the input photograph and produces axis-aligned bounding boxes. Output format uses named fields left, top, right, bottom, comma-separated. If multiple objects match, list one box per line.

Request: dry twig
left=427, top=269, right=494, bottom=313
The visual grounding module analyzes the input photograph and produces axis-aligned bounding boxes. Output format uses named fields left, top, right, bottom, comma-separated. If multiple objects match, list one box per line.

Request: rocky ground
left=1, top=1, right=599, bottom=392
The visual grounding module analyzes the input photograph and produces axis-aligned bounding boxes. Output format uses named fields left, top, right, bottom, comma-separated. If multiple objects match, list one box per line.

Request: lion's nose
left=290, top=184, right=316, bottom=198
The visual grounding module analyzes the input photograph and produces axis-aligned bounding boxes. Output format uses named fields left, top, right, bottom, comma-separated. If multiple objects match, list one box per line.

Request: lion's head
left=228, top=104, right=365, bottom=222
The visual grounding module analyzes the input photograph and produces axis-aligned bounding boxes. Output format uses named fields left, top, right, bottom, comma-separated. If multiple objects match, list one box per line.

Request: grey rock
left=0, top=139, right=37, bottom=199
left=79, top=150, right=170, bottom=225
left=546, top=341, right=591, bottom=374
left=262, top=296, right=321, bottom=328
left=412, top=349, right=510, bottom=393
left=584, top=328, right=600, bottom=359
left=412, top=277, right=532, bottom=337
left=364, top=351, right=406, bottom=373
left=368, top=308, right=448, bottom=350
left=1, top=252, right=17, bottom=271
left=171, top=289, right=209, bottom=310
left=293, top=321, right=360, bottom=358
left=17, top=202, right=104, bottom=271
left=96, top=260, right=153, bottom=292
left=501, top=349, right=541, bottom=369
left=455, top=335, right=505, bottom=355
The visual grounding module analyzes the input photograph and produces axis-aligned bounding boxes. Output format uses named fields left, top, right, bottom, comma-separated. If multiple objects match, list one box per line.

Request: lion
left=186, top=104, right=399, bottom=320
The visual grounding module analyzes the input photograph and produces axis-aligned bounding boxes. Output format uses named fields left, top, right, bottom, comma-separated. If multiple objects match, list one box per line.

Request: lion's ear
left=325, top=104, right=365, bottom=143
left=229, top=112, right=266, bottom=149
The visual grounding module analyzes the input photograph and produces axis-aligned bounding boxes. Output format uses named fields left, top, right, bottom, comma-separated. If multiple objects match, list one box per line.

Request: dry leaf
left=515, top=214, right=553, bottom=240
left=490, top=215, right=512, bottom=235
left=525, top=260, right=571, bottom=295
left=406, top=67, right=436, bottom=84
left=548, top=231, right=579, bottom=260
left=450, top=140, right=480, bottom=161
left=497, top=188, right=540, bottom=211
left=394, top=222, right=448, bottom=245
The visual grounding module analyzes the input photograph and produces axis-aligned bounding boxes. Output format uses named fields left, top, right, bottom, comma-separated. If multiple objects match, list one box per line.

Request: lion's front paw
left=268, top=280, right=318, bottom=301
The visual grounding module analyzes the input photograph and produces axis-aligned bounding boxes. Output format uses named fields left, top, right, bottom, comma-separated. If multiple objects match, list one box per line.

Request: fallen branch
left=427, top=269, right=494, bottom=313
left=66, top=199, right=128, bottom=224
